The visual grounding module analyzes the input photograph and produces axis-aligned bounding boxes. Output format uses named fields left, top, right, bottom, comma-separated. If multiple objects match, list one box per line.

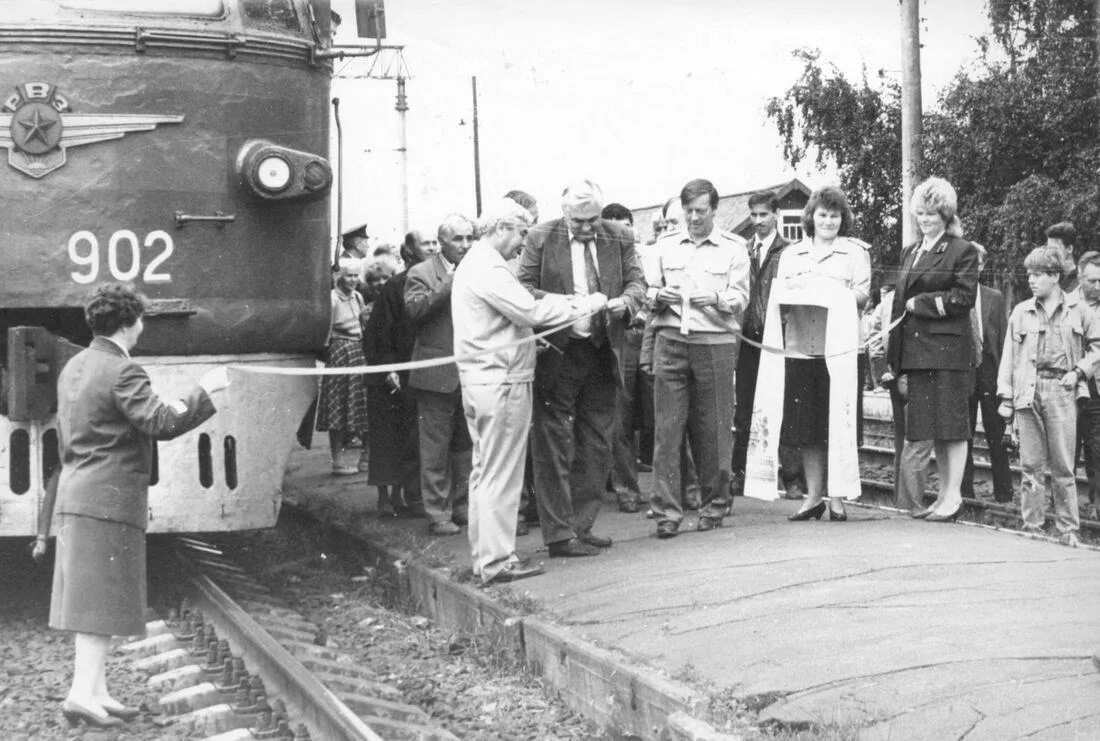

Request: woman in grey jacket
left=50, top=284, right=227, bottom=727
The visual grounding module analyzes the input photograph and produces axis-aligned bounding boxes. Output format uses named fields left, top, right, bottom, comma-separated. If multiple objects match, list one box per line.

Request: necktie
left=582, top=241, right=606, bottom=347
left=751, top=242, right=761, bottom=273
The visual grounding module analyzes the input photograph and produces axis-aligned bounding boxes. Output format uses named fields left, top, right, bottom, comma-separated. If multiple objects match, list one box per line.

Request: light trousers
left=1017, top=377, right=1079, bottom=534
left=462, top=381, right=531, bottom=582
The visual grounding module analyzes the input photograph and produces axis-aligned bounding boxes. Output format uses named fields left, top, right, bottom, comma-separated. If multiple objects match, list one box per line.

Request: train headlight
left=236, top=140, right=332, bottom=203
left=256, top=155, right=292, bottom=192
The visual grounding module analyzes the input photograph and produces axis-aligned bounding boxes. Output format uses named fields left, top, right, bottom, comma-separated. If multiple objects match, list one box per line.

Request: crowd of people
left=35, top=176, right=1098, bottom=726
left=319, top=175, right=1098, bottom=586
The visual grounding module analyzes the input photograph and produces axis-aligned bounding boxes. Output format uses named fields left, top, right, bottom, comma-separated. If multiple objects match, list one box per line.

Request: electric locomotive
left=0, top=0, right=337, bottom=535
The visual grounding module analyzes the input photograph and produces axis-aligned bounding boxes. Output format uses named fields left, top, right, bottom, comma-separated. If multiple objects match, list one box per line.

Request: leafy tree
left=927, top=0, right=1098, bottom=289
left=766, top=0, right=1098, bottom=295
left=764, top=50, right=903, bottom=277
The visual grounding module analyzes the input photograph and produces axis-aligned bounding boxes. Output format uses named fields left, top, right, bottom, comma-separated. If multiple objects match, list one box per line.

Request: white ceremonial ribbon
left=744, top=280, right=862, bottom=502
left=679, top=274, right=695, bottom=336
left=231, top=310, right=599, bottom=377
left=231, top=300, right=904, bottom=378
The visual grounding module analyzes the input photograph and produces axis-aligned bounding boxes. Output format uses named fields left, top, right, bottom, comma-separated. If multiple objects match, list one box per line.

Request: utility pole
left=899, top=0, right=923, bottom=248
left=471, top=76, right=482, bottom=217
left=395, top=77, right=409, bottom=234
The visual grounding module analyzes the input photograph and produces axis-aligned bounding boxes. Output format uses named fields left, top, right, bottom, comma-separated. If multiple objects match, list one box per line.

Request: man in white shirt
left=646, top=179, right=750, bottom=537
left=453, top=199, right=605, bottom=585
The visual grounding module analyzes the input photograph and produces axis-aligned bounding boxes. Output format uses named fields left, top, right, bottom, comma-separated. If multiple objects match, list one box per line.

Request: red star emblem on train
left=1, top=82, right=183, bottom=178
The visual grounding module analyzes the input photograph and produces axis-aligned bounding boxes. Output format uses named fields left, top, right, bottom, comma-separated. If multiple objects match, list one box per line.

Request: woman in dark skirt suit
left=887, top=177, right=980, bottom=522
left=50, top=284, right=226, bottom=727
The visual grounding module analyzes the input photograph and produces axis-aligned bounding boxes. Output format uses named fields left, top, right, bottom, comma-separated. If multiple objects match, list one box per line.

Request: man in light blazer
left=404, top=214, right=475, bottom=535
left=962, top=242, right=1012, bottom=503
left=518, top=180, right=647, bottom=557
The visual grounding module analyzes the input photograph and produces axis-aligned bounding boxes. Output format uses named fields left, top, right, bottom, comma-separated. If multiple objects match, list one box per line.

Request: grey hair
left=561, top=179, right=604, bottom=212
left=438, top=213, right=475, bottom=242
left=477, top=198, right=533, bottom=236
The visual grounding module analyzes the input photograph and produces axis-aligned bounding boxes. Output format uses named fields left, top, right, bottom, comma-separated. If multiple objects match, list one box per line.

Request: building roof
left=631, top=178, right=811, bottom=245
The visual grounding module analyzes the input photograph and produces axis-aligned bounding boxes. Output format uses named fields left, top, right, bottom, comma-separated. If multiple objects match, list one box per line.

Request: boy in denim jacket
left=997, top=248, right=1100, bottom=546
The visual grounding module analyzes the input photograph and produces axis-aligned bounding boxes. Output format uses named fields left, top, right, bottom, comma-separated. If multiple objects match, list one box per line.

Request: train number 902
left=68, top=230, right=174, bottom=285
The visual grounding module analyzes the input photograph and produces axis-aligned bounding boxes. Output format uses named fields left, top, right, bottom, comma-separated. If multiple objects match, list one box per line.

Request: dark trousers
left=1078, top=398, right=1100, bottom=506
left=732, top=341, right=804, bottom=491
left=531, top=340, right=617, bottom=544
left=650, top=335, right=735, bottom=522
left=889, top=384, right=908, bottom=505
left=637, top=370, right=656, bottom=465
left=610, top=327, right=644, bottom=499
left=962, top=390, right=1013, bottom=503
left=731, top=341, right=758, bottom=475
left=416, top=388, right=472, bottom=526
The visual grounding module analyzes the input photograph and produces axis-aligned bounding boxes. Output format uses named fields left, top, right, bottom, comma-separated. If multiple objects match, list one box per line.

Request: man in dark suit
left=404, top=214, right=475, bottom=535
left=519, top=180, right=647, bottom=556
left=730, top=190, right=805, bottom=499
left=962, top=242, right=1012, bottom=503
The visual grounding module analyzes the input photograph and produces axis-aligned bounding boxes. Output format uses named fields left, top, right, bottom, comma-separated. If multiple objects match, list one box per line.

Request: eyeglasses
left=449, top=234, right=475, bottom=242
left=567, top=215, right=600, bottom=228
left=504, top=223, right=529, bottom=237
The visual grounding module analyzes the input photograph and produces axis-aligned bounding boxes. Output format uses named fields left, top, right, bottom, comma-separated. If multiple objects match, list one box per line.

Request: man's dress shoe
left=483, top=560, right=544, bottom=585
left=578, top=531, right=612, bottom=548
left=618, top=498, right=640, bottom=513
left=656, top=520, right=679, bottom=538
left=697, top=516, right=722, bottom=531
left=547, top=538, right=600, bottom=557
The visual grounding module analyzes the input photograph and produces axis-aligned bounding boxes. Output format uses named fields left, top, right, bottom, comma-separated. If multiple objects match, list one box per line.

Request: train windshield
left=59, top=0, right=226, bottom=17
left=2, top=1, right=317, bottom=38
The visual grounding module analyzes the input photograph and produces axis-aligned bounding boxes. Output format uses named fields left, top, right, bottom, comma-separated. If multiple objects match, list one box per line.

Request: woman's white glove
left=199, top=366, right=230, bottom=394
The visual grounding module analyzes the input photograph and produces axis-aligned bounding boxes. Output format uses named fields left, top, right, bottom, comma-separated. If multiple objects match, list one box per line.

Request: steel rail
left=176, top=540, right=385, bottom=741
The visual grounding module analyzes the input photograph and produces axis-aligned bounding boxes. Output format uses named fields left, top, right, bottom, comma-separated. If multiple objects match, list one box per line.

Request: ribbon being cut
left=744, top=279, right=863, bottom=502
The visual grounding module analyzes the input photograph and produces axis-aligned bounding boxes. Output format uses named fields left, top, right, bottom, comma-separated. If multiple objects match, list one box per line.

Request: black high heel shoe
left=62, top=701, right=123, bottom=728
left=788, top=500, right=826, bottom=521
left=925, top=505, right=961, bottom=523
left=829, top=504, right=848, bottom=522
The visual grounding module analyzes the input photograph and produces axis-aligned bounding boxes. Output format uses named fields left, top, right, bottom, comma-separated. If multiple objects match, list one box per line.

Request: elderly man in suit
left=519, top=180, right=647, bottom=557
left=404, top=214, right=476, bottom=535
left=962, top=242, right=1012, bottom=504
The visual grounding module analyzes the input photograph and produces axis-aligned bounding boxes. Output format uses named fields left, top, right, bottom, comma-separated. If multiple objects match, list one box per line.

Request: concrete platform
left=283, top=439, right=1100, bottom=740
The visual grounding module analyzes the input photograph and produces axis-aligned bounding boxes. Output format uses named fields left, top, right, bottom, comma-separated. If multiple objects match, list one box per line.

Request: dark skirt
left=315, top=337, right=370, bottom=433
left=49, top=514, right=147, bottom=637
left=366, top=385, right=420, bottom=486
left=905, top=368, right=974, bottom=441
left=781, top=358, right=830, bottom=447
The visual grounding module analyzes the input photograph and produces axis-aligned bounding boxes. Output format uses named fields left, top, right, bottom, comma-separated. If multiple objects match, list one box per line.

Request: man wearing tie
left=962, top=242, right=1012, bottom=504
left=730, top=190, right=804, bottom=500
left=519, top=180, right=647, bottom=557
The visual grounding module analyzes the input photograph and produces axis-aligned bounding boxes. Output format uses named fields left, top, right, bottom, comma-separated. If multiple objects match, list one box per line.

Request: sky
left=328, top=0, right=993, bottom=242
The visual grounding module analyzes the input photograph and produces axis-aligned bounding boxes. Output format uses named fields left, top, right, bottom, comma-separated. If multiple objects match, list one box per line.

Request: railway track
left=125, top=537, right=456, bottom=740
